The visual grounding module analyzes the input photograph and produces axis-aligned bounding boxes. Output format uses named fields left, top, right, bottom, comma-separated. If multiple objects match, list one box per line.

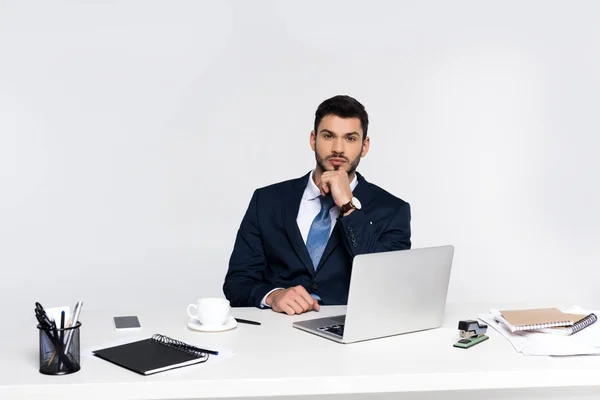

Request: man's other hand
left=266, top=285, right=320, bottom=315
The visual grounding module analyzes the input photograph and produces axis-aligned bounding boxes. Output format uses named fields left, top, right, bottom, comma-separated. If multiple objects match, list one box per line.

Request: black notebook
left=93, top=334, right=209, bottom=375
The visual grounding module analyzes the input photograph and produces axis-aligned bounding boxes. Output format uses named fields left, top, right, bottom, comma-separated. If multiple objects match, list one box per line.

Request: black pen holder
left=37, top=322, right=81, bottom=375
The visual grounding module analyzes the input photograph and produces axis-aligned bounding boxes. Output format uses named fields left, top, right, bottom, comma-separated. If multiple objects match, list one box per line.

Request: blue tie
left=306, top=195, right=335, bottom=270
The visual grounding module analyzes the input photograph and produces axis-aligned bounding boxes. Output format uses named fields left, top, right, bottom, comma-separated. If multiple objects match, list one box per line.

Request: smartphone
left=113, top=316, right=141, bottom=330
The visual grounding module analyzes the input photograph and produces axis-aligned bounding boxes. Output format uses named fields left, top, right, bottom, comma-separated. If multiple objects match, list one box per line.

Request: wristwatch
left=340, top=197, right=362, bottom=214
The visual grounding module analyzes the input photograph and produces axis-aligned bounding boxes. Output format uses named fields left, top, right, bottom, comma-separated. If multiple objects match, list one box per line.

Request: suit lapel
left=283, top=173, right=315, bottom=277
left=316, top=172, right=373, bottom=272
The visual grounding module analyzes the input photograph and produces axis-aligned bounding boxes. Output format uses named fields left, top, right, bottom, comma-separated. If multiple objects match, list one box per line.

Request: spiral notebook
left=93, top=334, right=210, bottom=375
left=497, top=307, right=597, bottom=334
left=541, top=313, right=598, bottom=335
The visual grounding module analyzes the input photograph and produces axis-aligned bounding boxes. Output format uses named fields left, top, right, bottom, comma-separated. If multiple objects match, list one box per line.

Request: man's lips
left=328, top=158, right=346, bottom=165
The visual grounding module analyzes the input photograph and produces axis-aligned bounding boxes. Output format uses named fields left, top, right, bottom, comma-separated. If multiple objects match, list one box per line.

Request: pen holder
left=37, top=322, right=81, bottom=375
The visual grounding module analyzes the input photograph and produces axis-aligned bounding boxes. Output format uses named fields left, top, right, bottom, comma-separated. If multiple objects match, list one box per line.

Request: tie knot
left=319, top=195, right=335, bottom=211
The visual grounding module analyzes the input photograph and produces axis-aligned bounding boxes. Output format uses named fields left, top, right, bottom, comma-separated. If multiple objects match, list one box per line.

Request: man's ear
left=361, top=136, right=370, bottom=157
left=310, top=130, right=316, bottom=151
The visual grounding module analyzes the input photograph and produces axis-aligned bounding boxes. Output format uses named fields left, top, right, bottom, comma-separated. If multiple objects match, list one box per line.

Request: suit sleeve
left=223, top=190, right=278, bottom=308
left=337, top=201, right=411, bottom=257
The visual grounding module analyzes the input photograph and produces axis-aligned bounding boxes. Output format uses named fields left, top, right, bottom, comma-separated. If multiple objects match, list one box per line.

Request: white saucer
left=187, top=316, right=237, bottom=332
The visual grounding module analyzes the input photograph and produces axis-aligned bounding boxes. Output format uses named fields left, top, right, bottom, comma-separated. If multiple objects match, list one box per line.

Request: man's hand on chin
left=316, top=170, right=353, bottom=208
left=266, top=285, right=320, bottom=315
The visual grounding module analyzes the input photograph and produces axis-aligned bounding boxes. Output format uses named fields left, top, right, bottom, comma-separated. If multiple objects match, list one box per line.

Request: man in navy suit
left=223, top=95, right=411, bottom=314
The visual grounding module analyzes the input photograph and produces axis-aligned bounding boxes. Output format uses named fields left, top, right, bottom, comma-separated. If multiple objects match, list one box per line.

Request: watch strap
left=339, top=200, right=355, bottom=214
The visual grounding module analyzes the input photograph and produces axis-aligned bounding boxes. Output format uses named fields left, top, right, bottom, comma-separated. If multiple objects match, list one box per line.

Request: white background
left=1, top=0, right=599, bottom=315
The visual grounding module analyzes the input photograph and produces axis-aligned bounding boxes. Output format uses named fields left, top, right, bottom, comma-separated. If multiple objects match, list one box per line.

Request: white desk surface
left=3, top=302, right=600, bottom=400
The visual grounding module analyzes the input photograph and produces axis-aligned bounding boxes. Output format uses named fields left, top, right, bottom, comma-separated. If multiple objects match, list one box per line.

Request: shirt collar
left=304, top=169, right=359, bottom=201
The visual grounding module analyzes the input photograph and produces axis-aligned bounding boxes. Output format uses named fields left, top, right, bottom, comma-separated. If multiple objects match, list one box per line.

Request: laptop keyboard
left=318, top=323, right=345, bottom=337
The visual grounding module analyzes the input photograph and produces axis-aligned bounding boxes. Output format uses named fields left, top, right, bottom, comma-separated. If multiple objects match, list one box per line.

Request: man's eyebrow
left=319, top=129, right=335, bottom=134
left=319, top=129, right=361, bottom=136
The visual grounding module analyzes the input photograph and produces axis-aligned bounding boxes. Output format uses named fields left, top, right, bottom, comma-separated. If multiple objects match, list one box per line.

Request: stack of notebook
left=478, top=306, right=600, bottom=356
left=493, top=307, right=597, bottom=335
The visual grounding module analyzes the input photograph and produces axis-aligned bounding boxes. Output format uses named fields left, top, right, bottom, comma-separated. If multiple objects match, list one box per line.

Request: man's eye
left=347, top=136, right=356, bottom=141
left=324, top=134, right=333, bottom=138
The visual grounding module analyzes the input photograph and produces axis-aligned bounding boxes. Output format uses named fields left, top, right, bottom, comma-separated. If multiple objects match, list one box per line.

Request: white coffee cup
left=187, top=297, right=231, bottom=326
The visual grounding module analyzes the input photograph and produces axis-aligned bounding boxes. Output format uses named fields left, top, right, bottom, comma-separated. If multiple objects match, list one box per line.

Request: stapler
left=453, top=320, right=489, bottom=349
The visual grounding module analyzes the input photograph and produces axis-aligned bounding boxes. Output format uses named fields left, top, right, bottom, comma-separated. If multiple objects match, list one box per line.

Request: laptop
left=292, top=245, right=454, bottom=343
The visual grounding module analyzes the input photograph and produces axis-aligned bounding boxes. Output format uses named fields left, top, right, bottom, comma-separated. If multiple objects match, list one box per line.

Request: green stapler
left=453, top=320, right=489, bottom=349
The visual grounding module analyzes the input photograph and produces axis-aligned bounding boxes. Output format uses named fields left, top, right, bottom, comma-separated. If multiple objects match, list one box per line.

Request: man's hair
left=314, top=95, right=369, bottom=141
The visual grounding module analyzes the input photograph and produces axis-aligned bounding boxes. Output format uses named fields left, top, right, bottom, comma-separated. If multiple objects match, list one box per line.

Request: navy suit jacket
left=223, top=171, right=411, bottom=307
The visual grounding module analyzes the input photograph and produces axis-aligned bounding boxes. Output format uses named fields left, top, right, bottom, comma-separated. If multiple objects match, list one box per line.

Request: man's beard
left=315, top=149, right=361, bottom=175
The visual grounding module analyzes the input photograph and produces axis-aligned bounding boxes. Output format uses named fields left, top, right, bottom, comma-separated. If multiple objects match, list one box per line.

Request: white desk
left=3, top=303, right=600, bottom=400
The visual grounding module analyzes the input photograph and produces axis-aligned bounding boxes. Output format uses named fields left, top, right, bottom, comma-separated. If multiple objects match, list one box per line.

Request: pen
left=60, top=311, right=65, bottom=342
left=59, top=311, right=65, bottom=370
left=197, top=347, right=219, bottom=355
left=234, top=318, right=261, bottom=326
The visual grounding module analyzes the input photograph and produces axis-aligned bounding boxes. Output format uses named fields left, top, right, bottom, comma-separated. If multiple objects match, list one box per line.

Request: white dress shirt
left=260, top=170, right=358, bottom=307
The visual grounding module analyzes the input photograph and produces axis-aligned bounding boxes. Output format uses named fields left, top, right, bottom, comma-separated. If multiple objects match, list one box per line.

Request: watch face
left=352, top=197, right=362, bottom=209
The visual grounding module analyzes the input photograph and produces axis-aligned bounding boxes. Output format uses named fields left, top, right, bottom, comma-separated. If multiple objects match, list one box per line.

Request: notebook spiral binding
left=514, top=321, right=573, bottom=331
left=567, top=313, right=597, bottom=335
left=151, top=334, right=209, bottom=359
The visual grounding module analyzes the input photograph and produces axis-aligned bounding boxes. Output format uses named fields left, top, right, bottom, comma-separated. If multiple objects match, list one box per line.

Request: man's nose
left=332, top=137, right=344, bottom=153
